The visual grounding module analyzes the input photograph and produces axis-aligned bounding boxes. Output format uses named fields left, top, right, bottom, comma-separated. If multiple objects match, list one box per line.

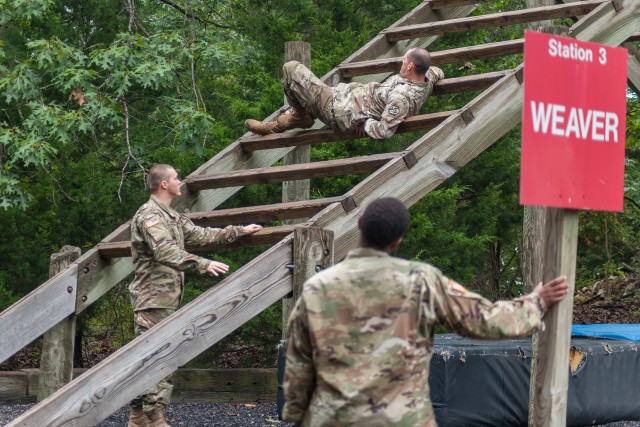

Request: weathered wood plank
left=282, top=227, right=334, bottom=335
left=240, top=111, right=458, bottom=152
left=0, top=368, right=278, bottom=404
left=384, top=1, right=606, bottom=41
left=97, top=225, right=297, bottom=259
left=7, top=241, right=294, bottom=426
left=38, top=246, right=81, bottom=401
left=186, top=197, right=343, bottom=226
left=432, top=70, right=508, bottom=95
left=0, top=267, right=77, bottom=365
left=185, top=153, right=400, bottom=191
left=627, top=31, right=640, bottom=42
left=625, top=43, right=640, bottom=96
left=532, top=209, right=578, bottom=427
left=339, top=39, right=524, bottom=78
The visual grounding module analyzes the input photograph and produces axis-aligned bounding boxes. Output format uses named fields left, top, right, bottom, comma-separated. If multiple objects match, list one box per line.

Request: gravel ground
left=0, top=403, right=638, bottom=426
left=0, top=402, right=291, bottom=426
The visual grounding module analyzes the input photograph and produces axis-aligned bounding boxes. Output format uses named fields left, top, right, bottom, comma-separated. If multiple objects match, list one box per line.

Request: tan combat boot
left=244, top=118, right=283, bottom=135
left=127, top=406, right=147, bottom=427
left=146, top=406, right=172, bottom=427
left=245, top=108, right=314, bottom=135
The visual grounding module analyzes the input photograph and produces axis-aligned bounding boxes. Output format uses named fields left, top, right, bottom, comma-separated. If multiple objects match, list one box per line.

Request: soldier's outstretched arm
left=533, top=276, right=568, bottom=307
left=429, top=273, right=564, bottom=340
left=182, top=216, right=249, bottom=246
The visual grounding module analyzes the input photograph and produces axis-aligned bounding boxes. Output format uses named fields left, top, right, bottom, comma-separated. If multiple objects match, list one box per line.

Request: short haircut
left=407, top=47, right=431, bottom=76
left=360, top=197, right=410, bottom=250
left=145, top=164, right=174, bottom=192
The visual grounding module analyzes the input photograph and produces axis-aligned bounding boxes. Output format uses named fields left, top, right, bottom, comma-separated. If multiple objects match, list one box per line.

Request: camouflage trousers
left=282, top=61, right=336, bottom=128
left=129, top=308, right=175, bottom=413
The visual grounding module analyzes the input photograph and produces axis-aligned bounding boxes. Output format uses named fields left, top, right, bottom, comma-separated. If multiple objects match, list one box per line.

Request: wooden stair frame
left=6, top=1, right=638, bottom=425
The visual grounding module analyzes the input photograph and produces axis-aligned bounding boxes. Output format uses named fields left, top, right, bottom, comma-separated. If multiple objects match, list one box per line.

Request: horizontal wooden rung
left=428, top=0, right=484, bottom=10
left=240, top=110, right=458, bottom=152
left=97, top=225, right=296, bottom=258
left=185, top=152, right=400, bottom=191
left=185, top=196, right=343, bottom=226
left=383, top=1, right=605, bottom=42
left=339, top=39, right=524, bottom=78
left=433, top=70, right=508, bottom=96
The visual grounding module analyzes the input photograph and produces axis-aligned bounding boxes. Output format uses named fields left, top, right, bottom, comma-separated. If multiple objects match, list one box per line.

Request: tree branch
left=158, top=0, right=230, bottom=28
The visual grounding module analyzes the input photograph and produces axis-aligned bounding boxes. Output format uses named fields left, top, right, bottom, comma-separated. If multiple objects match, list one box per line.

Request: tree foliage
left=1, top=0, right=639, bottom=367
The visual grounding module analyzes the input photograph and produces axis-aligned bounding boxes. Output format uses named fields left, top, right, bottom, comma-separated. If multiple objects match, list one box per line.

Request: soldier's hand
left=427, top=66, right=444, bottom=82
left=206, top=260, right=230, bottom=277
left=534, top=275, right=568, bottom=308
left=243, top=224, right=262, bottom=235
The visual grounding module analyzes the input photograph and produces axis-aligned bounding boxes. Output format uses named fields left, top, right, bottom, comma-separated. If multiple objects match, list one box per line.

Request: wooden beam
left=185, top=197, right=343, bottom=226
left=432, top=70, right=509, bottom=95
left=627, top=32, right=640, bottom=42
left=531, top=209, right=578, bottom=427
left=185, top=152, right=400, bottom=191
left=6, top=241, right=295, bottom=427
left=339, top=39, right=525, bottom=78
left=384, top=1, right=606, bottom=42
left=97, top=225, right=297, bottom=259
left=38, top=246, right=81, bottom=401
left=240, top=110, right=458, bottom=152
left=0, top=267, right=78, bottom=365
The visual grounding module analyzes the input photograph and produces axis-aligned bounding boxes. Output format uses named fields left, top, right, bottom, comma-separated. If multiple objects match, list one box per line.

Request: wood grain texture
left=7, top=242, right=294, bottom=427
left=532, top=209, right=578, bottom=427
left=38, top=246, right=81, bottom=401
left=384, top=1, right=606, bottom=41
left=0, top=266, right=77, bottom=365
left=185, top=153, right=399, bottom=191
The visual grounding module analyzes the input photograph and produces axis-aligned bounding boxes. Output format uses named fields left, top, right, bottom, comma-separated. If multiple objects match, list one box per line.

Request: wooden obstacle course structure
left=1, top=0, right=639, bottom=425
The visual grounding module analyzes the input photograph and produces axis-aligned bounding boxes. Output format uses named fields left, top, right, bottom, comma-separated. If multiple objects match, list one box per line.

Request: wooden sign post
left=521, top=31, right=627, bottom=426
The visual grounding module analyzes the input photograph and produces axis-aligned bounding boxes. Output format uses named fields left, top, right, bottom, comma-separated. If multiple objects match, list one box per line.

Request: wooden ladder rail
left=185, top=152, right=413, bottom=190
left=6, top=1, right=637, bottom=425
left=340, top=39, right=524, bottom=78
left=0, top=0, right=477, bottom=367
left=384, top=0, right=607, bottom=41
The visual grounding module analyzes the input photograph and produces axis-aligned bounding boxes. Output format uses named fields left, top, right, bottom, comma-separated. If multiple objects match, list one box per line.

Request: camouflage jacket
left=283, top=248, right=547, bottom=426
left=331, top=70, right=439, bottom=140
left=129, top=195, right=245, bottom=311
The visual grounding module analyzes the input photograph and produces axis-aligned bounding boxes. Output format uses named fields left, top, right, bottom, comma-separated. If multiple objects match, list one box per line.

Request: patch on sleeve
left=145, top=216, right=160, bottom=228
left=388, top=105, right=400, bottom=116
left=449, top=279, right=467, bottom=295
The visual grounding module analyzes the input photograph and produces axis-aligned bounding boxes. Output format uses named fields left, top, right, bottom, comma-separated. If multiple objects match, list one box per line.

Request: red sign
left=521, top=31, right=627, bottom=212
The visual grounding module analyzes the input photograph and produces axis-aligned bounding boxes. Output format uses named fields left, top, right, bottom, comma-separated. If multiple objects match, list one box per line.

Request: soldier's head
left=400, top=48, right=431, bottom=82
left=146, top=164, right=182, bottom=200
left=358, top=197, right=410, bottom=252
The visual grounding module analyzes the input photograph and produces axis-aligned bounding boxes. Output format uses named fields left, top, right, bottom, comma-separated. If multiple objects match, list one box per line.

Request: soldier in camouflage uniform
left=245, top=47, right=444, bottom=140
left=127, top=164, right=262, bottom=427
left=283, top=198, right=568, bottom=427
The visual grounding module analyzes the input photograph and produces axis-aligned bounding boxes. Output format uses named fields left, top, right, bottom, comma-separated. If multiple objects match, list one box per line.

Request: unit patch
left=388, top=105, right=400, bottom=116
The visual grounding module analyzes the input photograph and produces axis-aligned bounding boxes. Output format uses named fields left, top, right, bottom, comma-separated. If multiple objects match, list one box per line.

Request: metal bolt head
left=82, top=296, right=88, bottom=302
left=67, top=286, right=73, bottom=293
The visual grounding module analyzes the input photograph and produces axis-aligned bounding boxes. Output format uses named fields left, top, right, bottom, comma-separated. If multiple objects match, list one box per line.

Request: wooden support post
left=37, top=245, right=81, bottom=401
left=282, top=41, right=312, bottom=337
left=530, top=208, right=578, bottom=427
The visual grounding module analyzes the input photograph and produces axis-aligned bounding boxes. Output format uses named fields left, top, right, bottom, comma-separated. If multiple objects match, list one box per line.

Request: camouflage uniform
left=282, top=61, right=439, bottom=140
left=283, top=248, right=547, bottom=427
left=129, top=195, right=246, bottom=412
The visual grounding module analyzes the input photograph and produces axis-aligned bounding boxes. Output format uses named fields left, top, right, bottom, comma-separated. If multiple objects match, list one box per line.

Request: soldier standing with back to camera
left=127, top=164, right=262, bottom=427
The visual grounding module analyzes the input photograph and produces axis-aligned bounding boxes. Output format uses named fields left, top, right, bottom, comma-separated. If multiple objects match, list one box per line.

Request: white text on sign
left=530, top=101, right=619, bottom=143
left=548, top=38, right=608, bottom=65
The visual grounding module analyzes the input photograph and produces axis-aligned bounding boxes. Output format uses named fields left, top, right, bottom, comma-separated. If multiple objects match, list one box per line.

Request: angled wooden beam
left=8, top=2, right=637, bottom=424
left=97, top=225, right=297, bottom=259
left=240, top=110, right=458, bottom=152
left=384, top=1, right=606, bottom=42
left=339, top=39, right=525, bottom=78
left=624, top=42, right=640, bottom=96
left=185, top=197, right=344, bottom=226
left=185, top=152, right=401, bottom=191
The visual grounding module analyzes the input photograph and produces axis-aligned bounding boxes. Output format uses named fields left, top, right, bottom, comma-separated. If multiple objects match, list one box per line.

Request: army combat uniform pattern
left=129, top=195, right=246, bottom=412
left=282, top=61, right=440, bottom=140
left=283, top=248, right=547, bottom=427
